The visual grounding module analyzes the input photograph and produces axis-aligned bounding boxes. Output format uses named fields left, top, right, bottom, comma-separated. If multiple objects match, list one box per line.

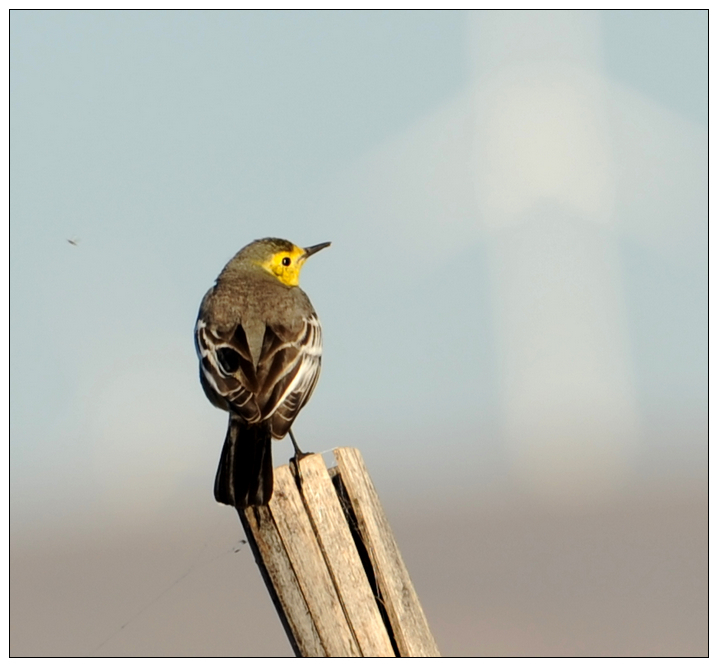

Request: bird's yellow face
left=259, top=245, right=308, bottom=287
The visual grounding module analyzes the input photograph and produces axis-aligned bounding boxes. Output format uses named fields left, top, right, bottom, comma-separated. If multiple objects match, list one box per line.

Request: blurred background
left=10, top=10, right=706, bottom=656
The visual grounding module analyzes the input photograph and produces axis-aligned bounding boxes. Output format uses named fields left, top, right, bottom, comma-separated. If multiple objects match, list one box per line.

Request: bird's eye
left=282, top=257, right=291, bottom=266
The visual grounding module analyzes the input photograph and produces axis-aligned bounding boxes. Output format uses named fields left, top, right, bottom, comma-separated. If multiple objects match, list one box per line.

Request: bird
left=195, top=237, right=330, bottom=509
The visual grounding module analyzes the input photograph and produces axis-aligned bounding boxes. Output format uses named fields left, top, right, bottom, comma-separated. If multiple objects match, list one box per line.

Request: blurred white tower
left=469, top=11, right=640, bottom=501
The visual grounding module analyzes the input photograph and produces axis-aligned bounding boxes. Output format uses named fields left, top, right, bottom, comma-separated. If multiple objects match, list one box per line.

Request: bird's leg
left=288, top=428, right=311, bottom=462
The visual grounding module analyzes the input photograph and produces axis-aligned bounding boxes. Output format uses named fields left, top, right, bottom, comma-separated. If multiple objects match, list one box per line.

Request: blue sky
left=11, top=10, right=707, bottom=526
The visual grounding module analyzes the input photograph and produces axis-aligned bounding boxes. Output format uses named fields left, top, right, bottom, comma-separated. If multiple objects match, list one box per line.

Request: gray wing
left=261, top=314, right=322, bottom=438
left=195, top=313, right=262, bottom=423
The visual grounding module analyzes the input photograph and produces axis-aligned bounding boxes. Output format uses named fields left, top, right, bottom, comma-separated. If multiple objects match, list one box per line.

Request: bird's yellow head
left=240, top=238, right=331, bottom=287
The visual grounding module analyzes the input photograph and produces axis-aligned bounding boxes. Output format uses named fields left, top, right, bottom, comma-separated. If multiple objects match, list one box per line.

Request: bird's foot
left=288, top=429, right=313, bottom=464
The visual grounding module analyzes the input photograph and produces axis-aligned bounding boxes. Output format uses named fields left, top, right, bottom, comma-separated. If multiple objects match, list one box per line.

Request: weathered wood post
left=238, top=447, right=440, bottom=657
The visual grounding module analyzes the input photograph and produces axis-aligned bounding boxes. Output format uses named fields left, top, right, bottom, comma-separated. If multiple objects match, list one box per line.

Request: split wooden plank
left=267, top=463, right=361, bottom=656
left=296, top=454, right=395, bottom=656
left=333, top=447, right=441, bottom=657
left=239, top=447, right=439, bottom=657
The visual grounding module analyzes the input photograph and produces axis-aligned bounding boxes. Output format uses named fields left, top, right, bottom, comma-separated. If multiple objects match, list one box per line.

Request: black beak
left=302, top=242, right=331, bottom=259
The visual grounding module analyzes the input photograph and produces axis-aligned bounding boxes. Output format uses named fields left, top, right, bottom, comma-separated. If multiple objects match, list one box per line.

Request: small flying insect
left=67, top=238, right=80, bottom=246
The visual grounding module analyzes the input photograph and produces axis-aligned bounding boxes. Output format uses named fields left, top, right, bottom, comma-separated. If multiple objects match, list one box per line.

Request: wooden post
left=238, top=447, right=440, bottom=657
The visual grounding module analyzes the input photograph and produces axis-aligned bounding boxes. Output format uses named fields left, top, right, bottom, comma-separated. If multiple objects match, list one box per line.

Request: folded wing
left=195, top=313, right=322, bottom=437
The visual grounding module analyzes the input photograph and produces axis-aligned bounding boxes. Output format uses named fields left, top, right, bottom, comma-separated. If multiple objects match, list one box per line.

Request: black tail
left=214, top=415, right=273, bottom=508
